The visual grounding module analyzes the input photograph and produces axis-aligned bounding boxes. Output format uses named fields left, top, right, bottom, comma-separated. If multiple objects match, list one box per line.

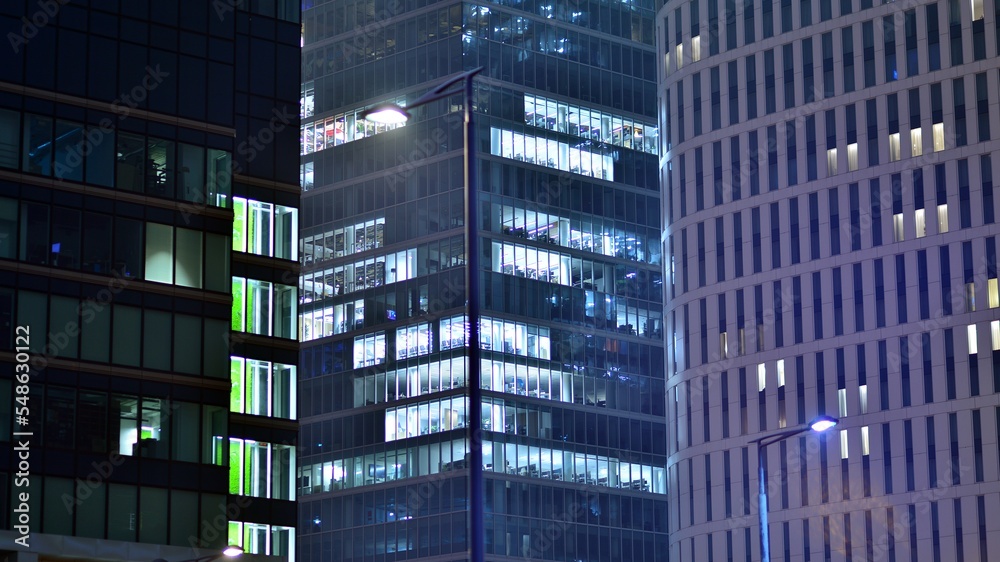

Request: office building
left=659, top=0, right=1000, bottom=558
left=297, top=0, right=669, bottom=559
left=0, top=1, right=300, bottom=560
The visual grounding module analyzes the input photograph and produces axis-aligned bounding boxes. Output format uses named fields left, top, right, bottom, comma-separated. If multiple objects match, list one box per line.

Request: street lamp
left=364, top=67, right=486, bottom=562
left=751, top=415, right=838, bottom=562
left=152, top=545, right=243, bottom=562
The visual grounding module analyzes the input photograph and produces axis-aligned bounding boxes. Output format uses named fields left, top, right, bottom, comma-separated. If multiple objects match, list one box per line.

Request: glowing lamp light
left=221, top=546, right=244, bottom=558
left=808, top=415, right=839, bottom=433
left=363, top=104, right=410, bottom=125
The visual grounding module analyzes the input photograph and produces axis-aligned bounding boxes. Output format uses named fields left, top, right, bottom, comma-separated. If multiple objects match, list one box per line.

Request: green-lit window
left=229, top=438, right=295, bottom=500
left=230, top=356, right=297, bottom=419
left=232, top=276, right=297, bottom=339
left=232, top=196, right=298, bottom=261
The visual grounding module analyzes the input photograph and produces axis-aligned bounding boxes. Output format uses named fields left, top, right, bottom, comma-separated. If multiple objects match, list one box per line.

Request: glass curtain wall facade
left=659, top=0, right=1000, bottom=558
left=298, top=0, right=669, bottom=559
left=0, top=1, right=299, bottom=560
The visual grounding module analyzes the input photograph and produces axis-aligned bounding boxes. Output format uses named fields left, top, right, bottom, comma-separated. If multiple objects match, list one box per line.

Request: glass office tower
left=297, top=0, right=670, bottom=560
left=0, top=2, right=299, bottom=560
left=659, top=0, right=1000, bottom=558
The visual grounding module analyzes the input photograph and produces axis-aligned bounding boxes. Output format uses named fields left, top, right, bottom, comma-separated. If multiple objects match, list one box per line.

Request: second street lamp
left=363, top=66, right=485, bottom=562
left=751, top=415, right=839, bottom=562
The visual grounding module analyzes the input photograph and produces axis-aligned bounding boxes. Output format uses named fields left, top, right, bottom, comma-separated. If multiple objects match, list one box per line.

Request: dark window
left=862, top=20, right=875, bottom=87
left=949, top=0, right=963, bottom=65
left=842, top=26, right=855, bottom=93
left=883, top=16, right=897, bottom=81
left=927, top=3, right=941, bottom=71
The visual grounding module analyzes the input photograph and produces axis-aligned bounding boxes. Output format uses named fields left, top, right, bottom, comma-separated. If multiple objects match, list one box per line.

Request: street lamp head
left=809, top=415, right=839, bottom=433
left=362, top=103, right=410, bottom=124
left=221, top=546, right=244, bottom=557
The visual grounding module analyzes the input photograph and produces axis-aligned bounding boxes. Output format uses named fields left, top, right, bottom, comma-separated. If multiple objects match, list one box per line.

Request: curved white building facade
left=657, top=0, right=1000, bottom=558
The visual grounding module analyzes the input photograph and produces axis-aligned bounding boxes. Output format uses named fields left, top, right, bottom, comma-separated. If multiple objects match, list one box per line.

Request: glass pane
left=17, top=291, right=46, bottom=353
left=85, top=126, right=115, bottom=187
left=115, top=217, right=143, bottom=278
left=107, top=484, right=137, bottom=541
left=112, top=305, right=141, bottom=366
left=0, top=108, right=19, bottom=169
left=143, top=309, right=171, bottom=370
left=146, top=138, right=175, bottom=198
left=19, top=202, right=49, bottom=265
left=145, top=223, right=174, bottom=284
left=205, top=233, right=230, bottom=292
left=174, top=314, right=202, bottom=374
left=22, top=114, right=52, bottom=175
left=53, top=121, right=84, bottom=181
left=82, top=212, right=112, bottom=273
left=175, top=227, right=203, bottom=288
left=51, top=207, right=81, bottom=269
left=116, top=132, right=145, bottom=192
left=207, top=148, right=232, bottom=207
left=178, top=143, right=206, bottom=202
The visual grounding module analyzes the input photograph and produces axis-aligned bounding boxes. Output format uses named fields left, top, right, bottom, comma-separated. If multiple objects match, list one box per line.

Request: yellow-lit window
left=847, top=143, right=859, bottom=171
left=938, top=204, right=949, bottom=233
left=675, top=44, right=684, bottom=69
left=933, top=123, right=945, bottom=151
left=910, top=128, right=923, bottom=156
left=889, top=133, right=901, bottom=161
left=915, top=208, right=926, bottom=238
left=691, top=36, right=701, bottom=62
left=989, top=278, right=999, bottom=308
left=971, top=0, right=983, bottom=20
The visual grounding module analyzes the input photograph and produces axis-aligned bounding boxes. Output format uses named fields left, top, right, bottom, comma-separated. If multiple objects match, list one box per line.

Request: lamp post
left=751, top=415, right=838, bottom=562
left=152, top=545, right=243, bottom=562
left=364, top=67, right=486, bottom=562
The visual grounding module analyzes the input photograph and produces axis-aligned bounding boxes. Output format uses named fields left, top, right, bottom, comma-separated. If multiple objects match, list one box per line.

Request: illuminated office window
left=988, top=278, right=999, bottom=308
left=938, top=204, right=949, bottom=232
left=838, top=388, right=848, bottom=417
left=889, top=133, right=901, bottom=161
left=893, top=213, right=905, bottom=241
left=859, top=384, right=868, bottom=414
left=847, top=143, right=859, bottom=171
left=861, top=426, right=870, bottom=456
left=840, top=430, right=849, bottom=459
left=933, top=122, right=945, bottom=151
left=915, top=209, right=926, bottom=238
left=968, top=324, right=978, bottom=354
left=966, top=282, right=976, bottom=311
left=971, top=0, right=983, bottom=19
left=757, top=363, right=766, bottom=391
left=910, top=128, right=923, bottom=156
left=720, top=332, right=729, bottom=358
left=691, top=36, right=702, bottom=61
left=827, top=148, right=838, bottom=175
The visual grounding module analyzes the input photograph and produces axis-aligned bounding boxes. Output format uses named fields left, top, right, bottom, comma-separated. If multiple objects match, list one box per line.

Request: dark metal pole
left=757, top=442, right=770, bottom=562
left=464, top=73, right=485, bottom=562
